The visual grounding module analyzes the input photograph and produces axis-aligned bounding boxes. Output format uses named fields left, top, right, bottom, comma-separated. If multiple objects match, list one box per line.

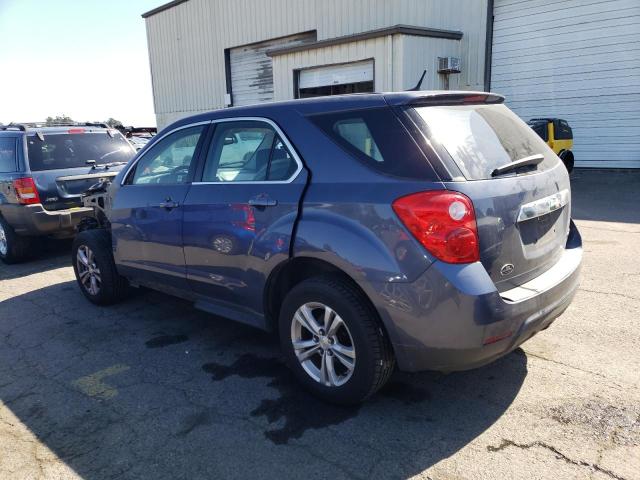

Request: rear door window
left=308, top=107, right=436, bottom=179
left=201, top=121, right=299, bottom=183
left=27, top=131, right=134, bottom=171
left=0, top=138, right=17, bottom=172
left=415, top=104, right=559, bottom=180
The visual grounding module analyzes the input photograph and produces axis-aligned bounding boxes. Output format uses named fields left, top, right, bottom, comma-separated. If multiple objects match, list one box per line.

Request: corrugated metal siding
left=145, top=0, right=489, bottom=128
left=491, top=0, right=640, bottom=168
left=400, top=35, right=462, bottom=90
left=230, top=32, right=315, bottom=106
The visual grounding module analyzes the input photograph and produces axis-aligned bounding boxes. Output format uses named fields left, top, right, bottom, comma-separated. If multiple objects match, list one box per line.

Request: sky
left=0, top=0, right=162, bottom=126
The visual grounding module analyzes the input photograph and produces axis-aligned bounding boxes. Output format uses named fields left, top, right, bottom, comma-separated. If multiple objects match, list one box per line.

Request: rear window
left=308, top=107, right=435, bottom=179
left=27, top=132, right=135, bottom=171
left=0, top=138, right=17, bottom=172
left=527, top=121, right=548, bottom=142
left=415, top=104, right=559, bottom=180
left=554, top=119, right=573, bottom=140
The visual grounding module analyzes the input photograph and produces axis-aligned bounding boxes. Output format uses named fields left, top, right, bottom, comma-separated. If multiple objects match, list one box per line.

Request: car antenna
left=408, top=70, right=427, bottom=91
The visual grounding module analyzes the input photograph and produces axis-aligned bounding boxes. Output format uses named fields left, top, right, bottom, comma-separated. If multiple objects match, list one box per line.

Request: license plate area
left=519, top=208, right=563, bottom=246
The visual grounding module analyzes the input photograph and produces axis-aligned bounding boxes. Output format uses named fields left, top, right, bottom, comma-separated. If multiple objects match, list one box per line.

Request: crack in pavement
left=523, top=351, right=630, bottom=391
left=579, top=288, right=640, bottom=303
left=486, top=439, right=627, bottom=480
left=576, top=224, right=640, bottom=234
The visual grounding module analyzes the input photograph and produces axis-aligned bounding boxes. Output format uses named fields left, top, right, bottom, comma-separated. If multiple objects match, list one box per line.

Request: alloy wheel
left=290, top=302, right=356, bottom=387
left=0, top=223, right=7, bottom=256
left=76, top=245, right=102, bottom=296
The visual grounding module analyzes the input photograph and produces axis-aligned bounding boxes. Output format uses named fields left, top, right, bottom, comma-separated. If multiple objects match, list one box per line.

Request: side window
left=308, top=107, right=435, bottom=180
left=333, top=118, right=383, bottom=162
left=0, top=138, right=17, bottom=172
left=202, top=121, right=299, bottom=183
left=129, top=125, right=204, bottom=185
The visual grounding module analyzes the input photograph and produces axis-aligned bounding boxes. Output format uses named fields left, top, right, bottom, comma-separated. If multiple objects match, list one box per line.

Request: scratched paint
left=72, top=364, right=130, bottom=400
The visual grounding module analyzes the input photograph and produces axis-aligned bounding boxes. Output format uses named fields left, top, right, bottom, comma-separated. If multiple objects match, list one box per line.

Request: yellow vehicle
left=527, top=118, right=574, bottom=172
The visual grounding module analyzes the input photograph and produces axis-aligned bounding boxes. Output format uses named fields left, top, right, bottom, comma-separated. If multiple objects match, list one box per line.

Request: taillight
left=392, top=190, right=479, bottom=264
left=68, top=128, right=85, bottom=134
left=13, top=177, right=41, bottom=205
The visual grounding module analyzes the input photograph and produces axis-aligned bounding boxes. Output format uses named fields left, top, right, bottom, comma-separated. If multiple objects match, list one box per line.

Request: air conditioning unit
left=438, top=57, right=461, bottom=74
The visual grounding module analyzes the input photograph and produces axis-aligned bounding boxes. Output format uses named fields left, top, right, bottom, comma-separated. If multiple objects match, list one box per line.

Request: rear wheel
left=72, top=229, right=130, bottom=305
left=560, top=150, right=574, bottom=173
left=279, top=275, right=395, bottom=404
left=0, top=216, right=32, bottom=264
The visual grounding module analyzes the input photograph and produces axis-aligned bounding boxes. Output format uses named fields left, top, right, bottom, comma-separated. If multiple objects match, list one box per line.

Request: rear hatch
left=26, top=129, right=135, bottom=210
left=409, top=102, right=571, bottom=291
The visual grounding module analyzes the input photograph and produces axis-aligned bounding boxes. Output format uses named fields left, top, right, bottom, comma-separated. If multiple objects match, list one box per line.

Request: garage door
left=491, top=0, right=640, bottom=168
left=299, top=60, right=374, bottom=89
left=297, top=60, right=374, bottom=98
left=229, top=32, right=315, bottom=107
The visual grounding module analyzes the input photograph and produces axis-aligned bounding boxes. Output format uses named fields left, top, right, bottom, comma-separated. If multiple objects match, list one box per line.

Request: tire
left=72, top=229, right=130, bottom=305
left=279, top=275, right=395, bottom=404
left=0, top=215, right=32, bottom=264
left=560, top=150, right=575, bottom=173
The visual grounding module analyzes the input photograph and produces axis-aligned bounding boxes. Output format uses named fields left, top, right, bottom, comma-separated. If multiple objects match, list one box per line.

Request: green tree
left=45, top=115, right=74, bottom=125
left=105, top=118, right=123, bottom=128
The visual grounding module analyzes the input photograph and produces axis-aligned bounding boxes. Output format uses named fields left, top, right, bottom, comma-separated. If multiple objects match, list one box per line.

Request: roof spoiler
left=389, top=91, right=505, bottom=107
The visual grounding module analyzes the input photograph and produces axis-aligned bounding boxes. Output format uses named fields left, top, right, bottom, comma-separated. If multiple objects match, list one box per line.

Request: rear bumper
left=0, top=204, right=93, bottom=236
left=370, top=220, right=582, bottom=372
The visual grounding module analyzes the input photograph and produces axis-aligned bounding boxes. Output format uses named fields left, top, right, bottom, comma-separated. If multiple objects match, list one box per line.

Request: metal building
left=143, top=0, right=639, bottom=168
left=143, top=0, right=490, bottom=127
left=488, top=0, right=640, bottom=168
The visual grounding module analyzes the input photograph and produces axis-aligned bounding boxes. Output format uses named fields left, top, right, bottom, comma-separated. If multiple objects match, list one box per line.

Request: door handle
left=150, top=198, right=180, bottom=210
left=248, top=196, right=277, bottom=207
left=159, top=200, right=179, bottom=209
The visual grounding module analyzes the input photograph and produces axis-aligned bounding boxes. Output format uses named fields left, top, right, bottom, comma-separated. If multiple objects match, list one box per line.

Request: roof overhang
left=142, top=0, right=189, bottom=19
left=267, top=24, right=463, bottom=57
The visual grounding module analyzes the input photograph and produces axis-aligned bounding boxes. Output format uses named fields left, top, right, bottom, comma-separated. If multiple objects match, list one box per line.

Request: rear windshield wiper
left=491, top=154, right=544, bottom=177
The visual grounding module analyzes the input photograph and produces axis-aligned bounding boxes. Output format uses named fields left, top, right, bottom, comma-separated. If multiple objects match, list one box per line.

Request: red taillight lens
left=392, top=190, right=479, bottom=263
left=13, top=177, right=41, bottom=205
left=68, top=128, right=85, bottom=134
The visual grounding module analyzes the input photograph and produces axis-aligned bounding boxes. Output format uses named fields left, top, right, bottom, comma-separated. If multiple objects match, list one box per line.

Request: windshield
left=27, top=131, right=135, bottom=171
left=415, top=104, right=559, bottom=180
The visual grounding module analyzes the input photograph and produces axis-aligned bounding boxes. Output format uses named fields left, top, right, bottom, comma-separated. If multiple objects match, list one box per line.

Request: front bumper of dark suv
left=371, top=221, right=583, bottom=372
left=0, top=204, right=94, bottom=237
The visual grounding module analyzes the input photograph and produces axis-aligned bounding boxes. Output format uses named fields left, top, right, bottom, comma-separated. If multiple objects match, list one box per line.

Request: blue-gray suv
left=72, top=92, right=582, bottom=404
left=0, top=123, right=134, bottom=263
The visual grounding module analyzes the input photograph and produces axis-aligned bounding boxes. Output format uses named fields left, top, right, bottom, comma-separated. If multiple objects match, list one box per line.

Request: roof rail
left=0, top=123, right=27, bottom=131
left=0, top=122, right=111, bottom=130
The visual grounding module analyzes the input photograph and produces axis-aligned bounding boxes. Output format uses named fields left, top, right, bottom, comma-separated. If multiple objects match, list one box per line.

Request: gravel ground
left=0, top=169, right=638, bottom=480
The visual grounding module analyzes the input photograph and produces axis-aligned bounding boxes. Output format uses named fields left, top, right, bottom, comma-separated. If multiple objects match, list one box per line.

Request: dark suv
left=0, top=123, right=134, bottom=263
left=72, top=92, right=582, bottom=404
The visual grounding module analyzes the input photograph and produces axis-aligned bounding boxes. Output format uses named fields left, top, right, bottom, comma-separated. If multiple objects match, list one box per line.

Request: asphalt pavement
left=0, top=169, right=638, bottom=480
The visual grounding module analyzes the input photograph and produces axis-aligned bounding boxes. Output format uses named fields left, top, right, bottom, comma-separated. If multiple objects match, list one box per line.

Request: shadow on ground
left=571, top=169, right=640, bottom=224
left=0, top=281, right=527, bottom=479
left=0, top=238, right=72, bottom=280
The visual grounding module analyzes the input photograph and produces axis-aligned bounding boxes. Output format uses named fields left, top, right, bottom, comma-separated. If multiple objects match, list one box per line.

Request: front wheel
left=72, top=229, right=130, bottom=305
left=279, top=275, right=395, bottom=404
